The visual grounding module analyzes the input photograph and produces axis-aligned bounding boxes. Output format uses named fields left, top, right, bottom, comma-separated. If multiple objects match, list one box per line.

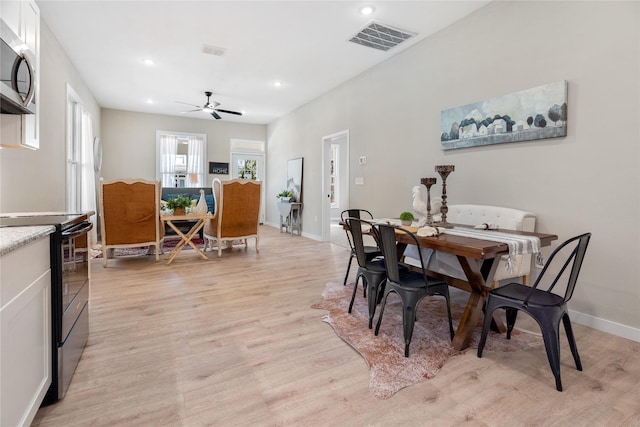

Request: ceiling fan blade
left=216, top=108, right=243, bottom=116
left=180, top=109, right=203, bottom=113
left=175, top=101, right=202, bottom=108
left=211, top=111, right=222, bottom=120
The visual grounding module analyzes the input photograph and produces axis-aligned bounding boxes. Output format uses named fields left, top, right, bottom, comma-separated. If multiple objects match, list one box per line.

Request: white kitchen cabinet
left=0, top=236, right=51, bottom=427
left=0, top=0, right=40, bottom=149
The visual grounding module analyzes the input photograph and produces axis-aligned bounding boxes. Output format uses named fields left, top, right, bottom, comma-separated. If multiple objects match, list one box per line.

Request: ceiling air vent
left=348, top=21, right=416, bottom=52
left=202, top=44, right=226, bottom=56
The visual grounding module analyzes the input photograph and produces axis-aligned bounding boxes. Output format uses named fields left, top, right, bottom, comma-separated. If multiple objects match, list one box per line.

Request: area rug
left=311, top=281, right=542, bottom=399
left=93, top=238, right=205, bottom=258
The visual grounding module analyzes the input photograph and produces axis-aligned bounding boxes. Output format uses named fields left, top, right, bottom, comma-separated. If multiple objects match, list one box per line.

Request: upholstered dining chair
left=340, top=209, right=381, bottom=286
left=99, top=178, right=164, bottom=267
left=345, top=217, right=386, bottom=329
left=203, top=178, right=261, bottom=257
left=375, top=223, right=454, bottom=357
left=477, top=233, right=591, bottom=391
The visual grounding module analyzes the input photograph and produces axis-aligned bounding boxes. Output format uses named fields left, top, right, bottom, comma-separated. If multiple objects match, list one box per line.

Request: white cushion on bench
left=404, top=204, right=536, bottom=282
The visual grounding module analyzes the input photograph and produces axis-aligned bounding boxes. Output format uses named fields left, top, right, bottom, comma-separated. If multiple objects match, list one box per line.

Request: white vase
left=194, top=189, right=208, bottom=214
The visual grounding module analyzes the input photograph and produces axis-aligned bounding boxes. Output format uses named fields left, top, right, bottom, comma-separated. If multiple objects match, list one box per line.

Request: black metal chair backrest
left=524, top=232, right=591, bottom=305
left=340, top=209, right=374, bottom=221
left=340, top=209, right=374, bottom=251
left=345, top=217, right=378, bottom=268
left=377, top=223, right=428, bottom=284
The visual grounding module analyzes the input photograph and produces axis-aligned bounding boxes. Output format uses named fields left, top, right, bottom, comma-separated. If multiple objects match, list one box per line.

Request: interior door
left=230, top=153, right=265, bottom=223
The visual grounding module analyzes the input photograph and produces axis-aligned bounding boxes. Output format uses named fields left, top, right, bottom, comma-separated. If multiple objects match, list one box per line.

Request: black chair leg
left=477, top=299, right=497, bottom=358
left=343, top=254, right=354, bottom=286
left=374, top=290, right=391, bottom=336
left=562, top=313, right=583, bottom=371
left=540, top=319, right=563, bottom=391
left=403, top=303, right=418, bottom=357
left=506, top=308, right=518, bottom=339
left=348, top=275, right=361, bottom=313
left=366, top=277, right=385, bottom=329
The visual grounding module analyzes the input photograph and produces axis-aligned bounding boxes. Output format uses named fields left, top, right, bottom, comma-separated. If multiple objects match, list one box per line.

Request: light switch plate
left=355, top=177, right=364, bottom=185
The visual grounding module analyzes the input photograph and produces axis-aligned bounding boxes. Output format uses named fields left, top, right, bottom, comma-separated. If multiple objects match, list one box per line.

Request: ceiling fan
left=176, top=91, right=243, bottom=120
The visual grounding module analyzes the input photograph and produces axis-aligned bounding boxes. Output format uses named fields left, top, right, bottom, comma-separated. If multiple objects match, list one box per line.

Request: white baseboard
left=569, top=309, right=640, bottom=342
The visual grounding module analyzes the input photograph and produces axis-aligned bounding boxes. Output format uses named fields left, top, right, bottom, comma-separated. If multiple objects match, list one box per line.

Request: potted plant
left=167, top=195, right=192, bottom=216
left=399, top=211, right=414, bottom=226
left=276, top=190, right=294, bottom=202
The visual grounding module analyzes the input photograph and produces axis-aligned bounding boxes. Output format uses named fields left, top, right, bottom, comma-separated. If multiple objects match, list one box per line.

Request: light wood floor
left=34, top=226, right=640, bottom=426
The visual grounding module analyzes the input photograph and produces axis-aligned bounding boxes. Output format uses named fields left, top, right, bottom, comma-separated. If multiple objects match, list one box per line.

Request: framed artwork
left=440, top=81, right=567, bottom=150
left=209, top=162, right=229, bottom=174
left=287, top=157, right=303, bottom=203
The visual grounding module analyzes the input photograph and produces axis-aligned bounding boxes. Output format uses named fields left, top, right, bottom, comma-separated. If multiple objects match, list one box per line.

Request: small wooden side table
left=161, top=213, right=212, bottom=264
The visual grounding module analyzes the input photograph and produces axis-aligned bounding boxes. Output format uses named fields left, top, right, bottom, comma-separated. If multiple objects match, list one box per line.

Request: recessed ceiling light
left=273, top=81, right=283, bottom=88
left=142, top=58, right=155, bottom=66
left=145, top=99, right=154, bottom=104
left=360, top=6, right=375, bottom=16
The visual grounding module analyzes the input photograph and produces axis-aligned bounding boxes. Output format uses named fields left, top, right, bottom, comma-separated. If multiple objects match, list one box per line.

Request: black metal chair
left=477, top=233, right=591, bottom=391
left=374, top=223, right=454, bottom=357
left=345, top=217, right=387, bottom=329
left=340, top=209, right=381, bottom=287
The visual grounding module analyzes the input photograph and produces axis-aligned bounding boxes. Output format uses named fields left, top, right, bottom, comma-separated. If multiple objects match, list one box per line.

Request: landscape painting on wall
left=440, top=81, right=567, bottom=150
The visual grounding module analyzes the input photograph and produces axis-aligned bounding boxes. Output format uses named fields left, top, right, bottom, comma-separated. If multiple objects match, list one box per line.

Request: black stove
left=0, top=212, right=89, bottom=229
left=0, top=211, right=94, bottom=405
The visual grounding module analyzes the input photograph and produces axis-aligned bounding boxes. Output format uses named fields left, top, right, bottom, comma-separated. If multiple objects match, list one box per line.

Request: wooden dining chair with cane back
left=203, top=178, right=261, bottom=257
left=99, top=178, right=164, bottom=267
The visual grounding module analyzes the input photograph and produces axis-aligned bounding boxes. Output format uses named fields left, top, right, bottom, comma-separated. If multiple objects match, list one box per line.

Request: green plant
left=276, top=190, right=293, bottom=199
left=167, top=195, right=192, bottom=210
left=399, top=211, right=414, bottom=221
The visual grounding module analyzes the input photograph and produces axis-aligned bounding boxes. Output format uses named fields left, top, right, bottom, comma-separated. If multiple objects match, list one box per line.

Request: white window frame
left=156, top=130, right=207, bottom=188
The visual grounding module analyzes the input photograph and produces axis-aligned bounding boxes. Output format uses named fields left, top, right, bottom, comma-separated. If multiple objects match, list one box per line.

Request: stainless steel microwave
left=0, top=19, right=36, bottom=114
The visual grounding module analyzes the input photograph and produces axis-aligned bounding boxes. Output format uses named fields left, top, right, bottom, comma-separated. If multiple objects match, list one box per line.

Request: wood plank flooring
left=33, top=226, right=640, bottom=426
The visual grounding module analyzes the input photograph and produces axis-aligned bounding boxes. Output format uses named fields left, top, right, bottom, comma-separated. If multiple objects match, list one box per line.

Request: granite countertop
left=0, top=226, right=55, bottom=256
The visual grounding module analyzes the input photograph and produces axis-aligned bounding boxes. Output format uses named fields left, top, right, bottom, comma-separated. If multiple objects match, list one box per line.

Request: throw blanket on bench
left=442, top=227, right=544, bottom=272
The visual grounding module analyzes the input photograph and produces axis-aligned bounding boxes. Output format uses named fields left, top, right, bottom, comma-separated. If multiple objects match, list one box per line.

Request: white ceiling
left=38, top=1, right=490, bottom=124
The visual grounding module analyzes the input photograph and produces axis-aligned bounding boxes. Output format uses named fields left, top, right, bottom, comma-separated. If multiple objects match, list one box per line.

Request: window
left=156, top=131, right=207, bottom=188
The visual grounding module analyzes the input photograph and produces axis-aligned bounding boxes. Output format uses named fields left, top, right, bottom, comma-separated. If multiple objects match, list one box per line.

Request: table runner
left=442, top=227, right=545, bottom=272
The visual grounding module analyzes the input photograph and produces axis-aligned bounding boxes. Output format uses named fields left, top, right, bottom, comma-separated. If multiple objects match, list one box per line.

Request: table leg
left=451, top=256, right=498, bottom=351
left=164, top=220, right=208, bottom=264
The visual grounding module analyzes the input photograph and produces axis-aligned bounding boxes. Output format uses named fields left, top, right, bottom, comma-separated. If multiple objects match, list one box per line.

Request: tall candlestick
left=420, top=177, right=437, bottom=225
left=434, top=165, right=455, bottom=227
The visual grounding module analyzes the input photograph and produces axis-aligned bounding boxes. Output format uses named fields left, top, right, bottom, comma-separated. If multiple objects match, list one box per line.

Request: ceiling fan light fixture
left=202, top=107, right=214, bottom=113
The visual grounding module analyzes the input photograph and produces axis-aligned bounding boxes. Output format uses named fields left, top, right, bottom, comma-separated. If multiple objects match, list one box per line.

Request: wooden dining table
left=342, top=220, right=557, bottom=350
left=394, top=225, right=557, bottom=350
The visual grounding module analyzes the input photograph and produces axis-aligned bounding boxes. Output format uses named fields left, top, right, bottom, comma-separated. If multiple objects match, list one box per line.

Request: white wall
left=0, top=21, right=100, bottom=212
left=100, top=108, right=266, bottom=182
left=266, top=2, right=640, bottom=334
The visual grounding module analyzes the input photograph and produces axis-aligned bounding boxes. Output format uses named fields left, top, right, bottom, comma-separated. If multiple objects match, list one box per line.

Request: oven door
left=60, top=222, right=92, bottom=341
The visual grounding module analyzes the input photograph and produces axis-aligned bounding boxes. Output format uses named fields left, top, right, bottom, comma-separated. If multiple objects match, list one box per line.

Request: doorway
left=230, top=139, right=265, bottom=223
left=321, top=130, right=349, bottom=245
